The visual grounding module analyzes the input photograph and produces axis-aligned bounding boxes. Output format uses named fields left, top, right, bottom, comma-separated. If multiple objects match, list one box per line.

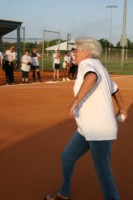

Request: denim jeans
left=60, top=131, right=120, bottom=200
left=5, top=61, right=14, bottom=84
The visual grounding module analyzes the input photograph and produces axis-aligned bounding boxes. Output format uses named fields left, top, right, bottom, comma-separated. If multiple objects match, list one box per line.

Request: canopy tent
left=0, top=19, right=23, bottom=66
left=0, top=19, right=22, bottom=37
left=45, top=39, right=76, bottom=51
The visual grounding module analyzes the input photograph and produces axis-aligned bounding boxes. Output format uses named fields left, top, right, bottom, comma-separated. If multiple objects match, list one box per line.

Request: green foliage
left=99, top=38, right=114, bottom=47
left=116, top=38, right=133, bottom=49
left=25, top=42, right=37, bottom=49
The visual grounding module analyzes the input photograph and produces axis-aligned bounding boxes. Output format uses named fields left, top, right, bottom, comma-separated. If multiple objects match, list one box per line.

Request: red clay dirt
left=0, top=71, right=132, bottom=200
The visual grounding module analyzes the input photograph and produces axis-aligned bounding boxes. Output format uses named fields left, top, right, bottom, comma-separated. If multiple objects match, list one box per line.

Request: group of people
left=0, top=46, right=41, bottom=85
left=0, top=46, right=79, bottom=85
left=53, top=48, right=78, bottom=81
left=21, top=48, right=41, bottom=84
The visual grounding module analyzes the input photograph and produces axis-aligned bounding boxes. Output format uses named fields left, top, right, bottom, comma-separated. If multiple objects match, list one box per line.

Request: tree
left=99, top=38, right=111, bottom=47
left=116, top=38, right=133, bottom=49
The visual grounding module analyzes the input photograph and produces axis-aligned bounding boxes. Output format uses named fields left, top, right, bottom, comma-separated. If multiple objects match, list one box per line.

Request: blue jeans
left=60, top=131, right=120, bottom=200
left=5, top=61, right=14, bottom=84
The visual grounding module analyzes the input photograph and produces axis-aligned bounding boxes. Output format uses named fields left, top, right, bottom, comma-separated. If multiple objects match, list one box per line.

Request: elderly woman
left=45, top=37, right=127, bottom=200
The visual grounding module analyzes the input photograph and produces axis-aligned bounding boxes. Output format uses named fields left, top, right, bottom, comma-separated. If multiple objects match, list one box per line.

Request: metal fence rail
left=1, top=38, right=133, bottom=74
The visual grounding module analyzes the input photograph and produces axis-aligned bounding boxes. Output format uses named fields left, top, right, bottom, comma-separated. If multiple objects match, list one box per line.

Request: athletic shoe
left=62, top=78, right=66, bottom=81
left=66, top=78, right=70, bottom=81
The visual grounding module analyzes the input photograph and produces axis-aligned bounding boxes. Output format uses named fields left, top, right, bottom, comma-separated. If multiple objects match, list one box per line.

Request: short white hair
left=76, top=37, right=102, bottom=58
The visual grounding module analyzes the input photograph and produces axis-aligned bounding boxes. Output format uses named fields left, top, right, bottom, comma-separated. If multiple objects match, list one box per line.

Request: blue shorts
left=54, top=63, right=60, bottom=70
left=31, top=65, right=40, bottom=70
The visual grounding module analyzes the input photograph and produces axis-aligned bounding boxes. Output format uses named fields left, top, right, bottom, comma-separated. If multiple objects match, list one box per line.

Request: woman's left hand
left=68, top=102, right=78, bottom=118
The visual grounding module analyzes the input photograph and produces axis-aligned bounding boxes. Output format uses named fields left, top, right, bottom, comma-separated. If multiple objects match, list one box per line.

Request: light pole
left=106, top=5, right=117, bottom=59
left=120, top=0, right=127, bottom=68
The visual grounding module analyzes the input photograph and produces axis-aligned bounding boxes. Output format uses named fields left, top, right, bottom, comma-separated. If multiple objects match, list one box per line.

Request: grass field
left=42, top=56, right=133, bottom=75
left=102, top=61, right=133, bottom=75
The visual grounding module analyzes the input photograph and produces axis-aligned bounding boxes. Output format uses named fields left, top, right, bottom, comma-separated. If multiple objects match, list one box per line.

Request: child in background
left=0, top=51, right=3, bottom=69
left=21, top=49, right=31, bottom=83
left=62, top=51, right=71, bottom=81
left=31, top=48, right=41, bottom=82
left=53, top=49, right=61, bottom=81
left=69, top=48, right=78, bottom=79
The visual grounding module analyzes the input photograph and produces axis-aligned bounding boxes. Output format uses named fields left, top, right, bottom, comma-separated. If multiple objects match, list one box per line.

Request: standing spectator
left=0, top=51, right=3, bottom=69
left=21, top=49, right=31, bottom=83
left=53, top=49, right=61, bottom=81
left=31, top=48, right=41, bottom=82
left=62, top=51, right=71, bottom=81
left=4, top=46, right=17, bottom=85
left=44, top=37, right=127, bottom=200
left=69, top=48, right=78, bottom=79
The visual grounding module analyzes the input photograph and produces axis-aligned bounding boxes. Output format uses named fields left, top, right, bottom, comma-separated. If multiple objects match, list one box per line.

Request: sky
left=0, top=0, right=132, bottom=45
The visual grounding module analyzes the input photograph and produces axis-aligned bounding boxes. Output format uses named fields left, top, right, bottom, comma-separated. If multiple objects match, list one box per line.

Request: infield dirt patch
left=0, top=73, right=132, bottom=200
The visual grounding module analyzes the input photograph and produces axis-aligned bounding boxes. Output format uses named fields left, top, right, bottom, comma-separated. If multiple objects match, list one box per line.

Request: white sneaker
left=62, top=78, right=66, bottom=81
left=66, top=78, right=70, bottom=81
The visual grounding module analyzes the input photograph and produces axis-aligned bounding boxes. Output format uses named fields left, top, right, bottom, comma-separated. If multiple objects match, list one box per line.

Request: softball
left=116, top=113, right=126, bottom=122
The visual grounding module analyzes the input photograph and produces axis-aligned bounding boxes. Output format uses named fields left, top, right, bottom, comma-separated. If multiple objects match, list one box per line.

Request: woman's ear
left=84, top=49, right=91, bottom=58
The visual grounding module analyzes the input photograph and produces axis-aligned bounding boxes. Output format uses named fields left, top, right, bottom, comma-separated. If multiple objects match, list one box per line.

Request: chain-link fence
left=1, top=37, right=133, bottom=74
left=101, top=47, right=133, bottom=74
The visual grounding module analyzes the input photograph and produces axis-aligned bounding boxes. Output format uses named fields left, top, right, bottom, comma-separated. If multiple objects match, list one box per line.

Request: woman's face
left=25, top=51, right=29, bottom=56
left=33, top=49, right=37, bottom=53
left=10, top=47, right=15, bottom=52
left=75, top=45, right=90, bottom=64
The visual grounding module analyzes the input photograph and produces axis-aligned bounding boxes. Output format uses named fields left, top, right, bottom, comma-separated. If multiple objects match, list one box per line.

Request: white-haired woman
left=44, top=37, right=127, bottom=200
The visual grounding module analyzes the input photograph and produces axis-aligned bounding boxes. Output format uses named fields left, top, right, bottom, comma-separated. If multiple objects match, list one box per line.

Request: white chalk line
left=111, top=75, right=133, bottom=79
left=0, top=80, right=73, bottom=89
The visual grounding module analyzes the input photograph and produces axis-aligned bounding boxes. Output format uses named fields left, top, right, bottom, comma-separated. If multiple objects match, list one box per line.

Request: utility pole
left=120, top=0, right=127, bottom=69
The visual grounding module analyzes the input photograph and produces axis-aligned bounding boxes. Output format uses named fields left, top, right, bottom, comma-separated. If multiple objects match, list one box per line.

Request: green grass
left=102, top=61, right=133, bottom=75
left=40, top=57, right=64, bottom=71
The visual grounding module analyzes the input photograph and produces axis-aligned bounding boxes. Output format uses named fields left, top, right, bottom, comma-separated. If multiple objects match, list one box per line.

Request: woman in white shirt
left=62, top=51, right=71, bottom=81
left=21, top=49, right=31, bottom=83
left=31, top=48, right=41, bottom=82
left=53, top=49, right=61, bottom=81
left=4, top=46, right=16, bottom=85
left=44, top=37, right=127, bottom=200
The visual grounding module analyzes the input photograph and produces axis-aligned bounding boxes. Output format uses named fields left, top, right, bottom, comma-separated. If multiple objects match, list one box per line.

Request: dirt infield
left=0, top=72, right=133, bottom=200
left=0, top=70, right=54, bottom=86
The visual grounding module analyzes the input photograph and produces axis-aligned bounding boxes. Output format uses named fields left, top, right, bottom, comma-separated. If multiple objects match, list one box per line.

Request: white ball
left=116, top=114, right=126, bottom=122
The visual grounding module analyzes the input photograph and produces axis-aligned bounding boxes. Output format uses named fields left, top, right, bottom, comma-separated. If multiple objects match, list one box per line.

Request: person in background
left=53, top=49, right=61, bottom=81
left=21, top=49, right=31, bottom=84
left=4, top=46, right=17, bottom=85
left=31, top=48, right=41, bottom=82
left=0, top=51, right=3, bottom=70
left=44, top=37, right=127, bottom=200
left=62, top=51, right=71, bottom=81
left=69, top=48, right=78, bottom=80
